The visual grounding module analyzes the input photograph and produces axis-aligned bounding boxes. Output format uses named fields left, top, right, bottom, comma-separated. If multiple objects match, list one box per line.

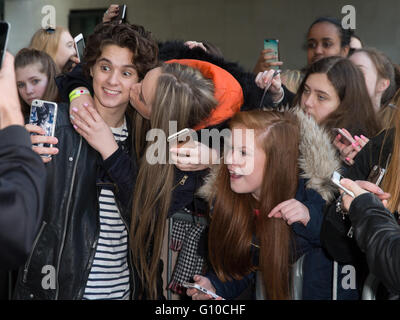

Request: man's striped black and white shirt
left=83, top=119, right=130, bottom=300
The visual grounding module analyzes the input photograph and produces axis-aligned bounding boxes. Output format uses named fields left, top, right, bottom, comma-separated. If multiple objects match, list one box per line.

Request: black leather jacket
left=13, top=104, right=137, bottom=300
left=349, top=193, right=400, bottom=294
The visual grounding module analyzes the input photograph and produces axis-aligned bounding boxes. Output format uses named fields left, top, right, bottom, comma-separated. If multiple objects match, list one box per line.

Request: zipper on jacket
left=23, top=221, right=47, bottom=283
left=55, top=137, right=83, bottom=300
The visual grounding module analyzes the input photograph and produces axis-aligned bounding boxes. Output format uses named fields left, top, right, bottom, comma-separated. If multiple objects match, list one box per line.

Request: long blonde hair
left=129, top=63, right=217, bottom=299
left=380, top=88, right=400, bottom=212
left=29, top=26, right=67, bottom=66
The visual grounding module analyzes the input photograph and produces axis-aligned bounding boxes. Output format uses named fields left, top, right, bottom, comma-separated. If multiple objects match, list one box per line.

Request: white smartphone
left=331, top=171, right=355, bottom=198
left=182, top=281, right=224, bottom=300
left=74, top=33, right=85, bottom=62
left=332, top=128, right=355, bottom=145
left=0, top=21, right=10, bottom=69
left=167, top=128, right=191, bottom=144
left=29, top=99, right=58, bottom=157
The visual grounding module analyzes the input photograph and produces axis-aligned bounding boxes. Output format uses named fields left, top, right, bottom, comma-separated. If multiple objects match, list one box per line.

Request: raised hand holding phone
left=28, top=100, right=58, bottom=161
left=253, top=39, right=283, bottom=74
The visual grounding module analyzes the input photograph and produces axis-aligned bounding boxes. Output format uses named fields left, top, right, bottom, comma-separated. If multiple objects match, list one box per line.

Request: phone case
left=367, top=165, right=386, bottom=186
left=264, top=39, right=279, bottom=70
left=29, top=100, right=58, bottom=156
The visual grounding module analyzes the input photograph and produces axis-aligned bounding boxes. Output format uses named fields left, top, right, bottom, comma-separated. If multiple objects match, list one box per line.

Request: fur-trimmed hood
left=197, top=107, right=341, bottom=204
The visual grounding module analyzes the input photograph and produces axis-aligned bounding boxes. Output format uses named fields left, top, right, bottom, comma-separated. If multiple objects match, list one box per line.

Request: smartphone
left=182, top=281, right=224, bottom=300
left=29, top=99, right=58, bottom=157
left=331, top=171, right=355, bottom=198
left=114, top=4, right=127, bottom=22
left=367, top=165, right=386, bottom=186
left=0, top=22, right=10, bottom=69
left=332, top=128, right=355, bottom=145
left=264, top=39, right=279, bottom=70
left=74, top=33, right=85, bottom=63
left=167, top=128, right=191, bottom=144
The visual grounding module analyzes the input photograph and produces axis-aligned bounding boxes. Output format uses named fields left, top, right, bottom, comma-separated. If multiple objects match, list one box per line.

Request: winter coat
left=321, top=129, right=395, bottom=298
left=349, top=192, right=400, bottom=294
left=13, top=104, right=137, bottom=300
left=196, top=108, right=342, bottom=299
left=0, top=126, right=46, bottom=270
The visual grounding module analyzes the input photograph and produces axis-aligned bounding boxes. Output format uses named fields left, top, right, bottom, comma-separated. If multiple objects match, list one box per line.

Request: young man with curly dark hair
left=13, top=22, right=158, bottom=300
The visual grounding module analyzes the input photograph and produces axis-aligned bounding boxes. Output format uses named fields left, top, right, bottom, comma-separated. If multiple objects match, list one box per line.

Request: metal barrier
left=255, top=253, right=306, bottom=300
left=361, top=274, right=380, bottom=300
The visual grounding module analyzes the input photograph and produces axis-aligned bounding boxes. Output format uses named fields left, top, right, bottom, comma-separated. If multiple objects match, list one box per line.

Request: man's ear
left=377, top=78, right=390, bottom=94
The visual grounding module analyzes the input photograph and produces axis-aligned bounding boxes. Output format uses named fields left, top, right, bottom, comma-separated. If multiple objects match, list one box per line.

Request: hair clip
left=44, top=25, right=56, bottom=34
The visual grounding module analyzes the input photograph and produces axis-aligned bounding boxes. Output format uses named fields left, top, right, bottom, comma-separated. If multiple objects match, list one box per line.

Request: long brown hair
left=208, top=110, right=300, bottom=300
left=380, top=88, right=400, bottom=212
left=294, top=56, right=381, bottom=138
left=14, top=48, right=59, bottom=117
left=129, top=63, right=217, bottom=299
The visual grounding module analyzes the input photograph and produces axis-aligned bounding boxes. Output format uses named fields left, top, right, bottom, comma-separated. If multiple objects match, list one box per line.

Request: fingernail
left=70, top=115, right=75, bottom=120
left=346, top=157, right=351, bottom=162
left=354, top=136, right=360, bottom=140
left=73, top=125, right=78, bottom=129
left=72, top=107, right=78, bottom=112
left=361, top=135, right=367, bottom=139
left=83, top=103, right=88, bottom=107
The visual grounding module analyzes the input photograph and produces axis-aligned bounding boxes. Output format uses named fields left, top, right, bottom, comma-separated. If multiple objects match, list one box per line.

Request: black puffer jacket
left=13, top=104, right=137, bottom=300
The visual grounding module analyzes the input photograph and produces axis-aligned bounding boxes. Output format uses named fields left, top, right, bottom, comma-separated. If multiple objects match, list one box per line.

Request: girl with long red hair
left=188, top=109, right=329, bottom=299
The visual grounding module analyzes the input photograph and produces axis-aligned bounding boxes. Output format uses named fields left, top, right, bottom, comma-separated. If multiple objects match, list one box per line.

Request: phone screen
left=0, top=22, right=10, bottom=69
left=29, top=100, right=58, bottom=149
left=76, top=38, right=85, bottom=62
left=264, top=39, right=279, bottom=70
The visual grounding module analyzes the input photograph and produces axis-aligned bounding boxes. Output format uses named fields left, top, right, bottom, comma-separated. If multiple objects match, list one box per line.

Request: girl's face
left=130, top=67, right=161, bottom=119
left=349, top=52, right=379, bottom=106
left=16, top=62, right=48, bottom=106
left=226, top=125, right=266, bottom=200
left=307, top=22, right=349, bottom=65
left=300, top=72, right=340, bottom=124
left=55, top=31, right=76, bottom=70
left=91, top=44, right=139, bottom=111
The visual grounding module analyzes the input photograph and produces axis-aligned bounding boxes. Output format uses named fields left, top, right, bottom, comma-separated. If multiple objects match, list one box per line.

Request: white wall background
left=5, top=0, right=400, bottom=72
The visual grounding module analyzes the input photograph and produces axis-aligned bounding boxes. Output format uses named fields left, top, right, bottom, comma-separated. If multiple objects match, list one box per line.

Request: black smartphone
left=116, top=4, right=127, bottom=22
left=0, top=22, right=10, bottom=69
left=264, top=39, right=279, bottom=70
